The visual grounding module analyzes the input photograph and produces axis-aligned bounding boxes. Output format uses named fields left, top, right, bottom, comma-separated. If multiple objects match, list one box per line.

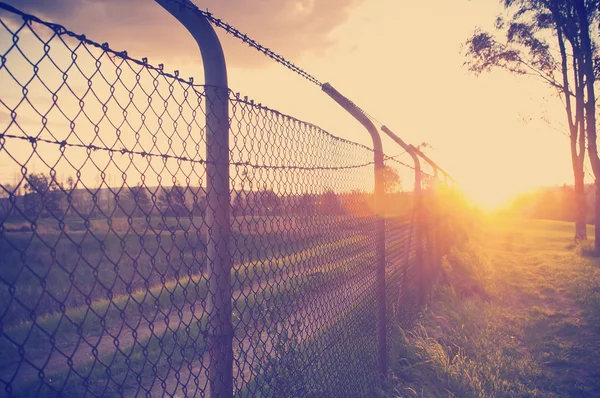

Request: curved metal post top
left=381, top=125, right=457, bottom=185
left=412, top=146, right=458, bottom=185
left=321, top=83, right=383, bottom=159
left=415, top=150, right=439, bottom=179
left=154, top=2, right=232, bottom=398
left=321, top=82, right=387, bottom=378
left=155, top=0, right=227, bottom=88
left=380, top=126, right=421, bottom=175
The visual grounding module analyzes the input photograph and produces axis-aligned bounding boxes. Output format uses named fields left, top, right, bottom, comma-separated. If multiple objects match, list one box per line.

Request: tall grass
left=387, top=218, right=600, bottom=397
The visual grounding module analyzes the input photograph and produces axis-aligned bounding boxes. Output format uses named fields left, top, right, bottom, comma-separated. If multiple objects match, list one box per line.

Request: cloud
left=2, top=0, right=363, bottom=67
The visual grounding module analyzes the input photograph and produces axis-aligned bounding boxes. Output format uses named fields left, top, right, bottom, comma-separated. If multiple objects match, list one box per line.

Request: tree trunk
left=556, top=24, right=587, bottom=241
left=574, top=0, right=599, bottom=248
left=574, top=168, right=587, bottom=240
left=596, top=181, right=600, bottom=247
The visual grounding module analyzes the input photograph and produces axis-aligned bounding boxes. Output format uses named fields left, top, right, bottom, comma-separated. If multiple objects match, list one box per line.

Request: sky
left=0, top=0, right=582, bottom=208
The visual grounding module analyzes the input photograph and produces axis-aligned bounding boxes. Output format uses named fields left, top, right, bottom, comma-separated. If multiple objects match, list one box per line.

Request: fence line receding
left=0, top=3, right=463, bottom=397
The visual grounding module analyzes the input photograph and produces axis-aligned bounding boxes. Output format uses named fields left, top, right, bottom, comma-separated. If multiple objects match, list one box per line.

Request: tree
left=66, top=176, right=75, bottom=191
left=344, top=189, right=372, bottom=216
left=382, top=166, right=402, bottom=194
left=72, top=191, right=96, bottom=218
left=231, top=191, right=245, bottom=216
left=463, top=0, right=596, bottom=240
left=257, top=186, right=280, bottom=215
left=23, top=173, right=48, bottom=216
left=532, top=190, right=561, bottom=219
left=64, top=177, right=97, bottom=217
left=295, top=193, right=317, bottom=215
left=128, top=185, right=152, bottom=217
left=192, top=193, right=207, bottom=217
left=23, top=173, right=65, bottom=218
left=571, top=0, right=600, bottom=248
left=158, top=183, right=188, bottom=217
left=319, top=190, right=343, bottom=215
left=0, top=184, right=15, bottom=219
left=232, top=169, right=250, bottom=217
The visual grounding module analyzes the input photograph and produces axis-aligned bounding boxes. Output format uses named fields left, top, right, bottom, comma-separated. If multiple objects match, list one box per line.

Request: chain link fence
left=0, top=3, right=462, bottom=397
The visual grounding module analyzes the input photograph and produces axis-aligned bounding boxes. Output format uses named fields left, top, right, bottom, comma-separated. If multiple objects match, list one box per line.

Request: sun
left=460, top=179, right=533, bottom=211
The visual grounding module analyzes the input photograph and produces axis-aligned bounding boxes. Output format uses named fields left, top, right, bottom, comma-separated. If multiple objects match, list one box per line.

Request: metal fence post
left=155, top=2, right=233, bottom=397
left=413, top=149, right=451, bottom=279
left=414, top=150, right=459, bottom=270
left=414, top=151, right=439, bottom=282
left=408, top=145, right=427, bottom=304
left=380, top=127, right=424, bottom=303
left=321, top=83, right=388, bottom=379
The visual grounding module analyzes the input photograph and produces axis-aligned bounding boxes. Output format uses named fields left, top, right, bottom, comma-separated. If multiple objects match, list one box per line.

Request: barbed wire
left=0, top=0, right=389, bottom=137
left=231, top=96, right=377, bottom=154
left=0, top=2, right=204, bottom=88
left=161, top=0, right=409, bottom=152
left=0, top=1, right=419, bottom=176
left=0, top=132, right=383, bottom=172
left=0, top=0, right=445, bottom=181
left=0, top=128, right=422, bottom=176
left=0, top=131, right=423, bottom=175
left=385, top=155, right=416, bottom=172
left=165, top=0, right=451, bottom=181
left=162, top=0, right=323, bottom=87
left=2, top=0, right=445, bottom=180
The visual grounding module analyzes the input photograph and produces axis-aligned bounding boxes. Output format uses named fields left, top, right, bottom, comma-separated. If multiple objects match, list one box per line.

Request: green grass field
left=0, top=213, right=392, bottom=396
left=388, top=217, right=600, bottom=397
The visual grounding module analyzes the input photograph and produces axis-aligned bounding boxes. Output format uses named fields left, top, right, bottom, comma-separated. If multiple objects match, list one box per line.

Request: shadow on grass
left=577, top=240, right=600, bottom=258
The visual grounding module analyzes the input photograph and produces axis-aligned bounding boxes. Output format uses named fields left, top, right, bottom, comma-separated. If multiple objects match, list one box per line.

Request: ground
left=389, top=217, right=600, bottom=397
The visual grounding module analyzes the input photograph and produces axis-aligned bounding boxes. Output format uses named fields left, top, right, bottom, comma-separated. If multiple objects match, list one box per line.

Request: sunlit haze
left=3, top=2, right=600, bottom=395
left=0, top=0, right=583, bottom=206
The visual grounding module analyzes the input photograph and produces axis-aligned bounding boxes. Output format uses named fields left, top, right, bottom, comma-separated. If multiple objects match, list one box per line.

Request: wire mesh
left=0, top=5, right=214, bottom=397
left=158, top=0, right=324, bottom=87
left=383, top=157, right=420, bottom=327
left=0, top=3, right=456, bottom=397
left=226, top=96, right=382, bottom=396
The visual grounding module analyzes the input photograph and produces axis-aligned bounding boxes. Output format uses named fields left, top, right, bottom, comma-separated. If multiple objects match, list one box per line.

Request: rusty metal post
left=321, top=83, right=388, bottom=378
left=380, top=126, right=425, bottom=304
left=155, top=1, right=232, bottom=397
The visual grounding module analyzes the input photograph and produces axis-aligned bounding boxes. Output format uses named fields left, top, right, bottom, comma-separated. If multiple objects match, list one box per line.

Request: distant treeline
left=0, top=172, right=415, bottom=221
left=499, top=184, right=596, bottom=223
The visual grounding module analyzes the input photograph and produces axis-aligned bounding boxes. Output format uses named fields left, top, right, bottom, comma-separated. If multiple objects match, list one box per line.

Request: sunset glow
left=0, top=0, right=581, bottom=203
left=4, top=1, right=600, bottom=396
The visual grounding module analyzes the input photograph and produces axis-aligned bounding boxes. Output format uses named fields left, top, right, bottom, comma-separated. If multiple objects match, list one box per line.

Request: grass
left=0, top=212, right=393, bottom=397
left=238, top=283, right=380, bottom=398
left=6, top=246, right=377, bottom=397
left=388, top=217, right=600, bottom=397
left=0, top=214, right=373, bottom=325
left=0, top=233, right=369, bottom=356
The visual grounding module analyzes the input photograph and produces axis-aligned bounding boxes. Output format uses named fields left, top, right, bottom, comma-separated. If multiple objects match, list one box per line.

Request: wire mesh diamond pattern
left=0, top=3, right=458, bottom=397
